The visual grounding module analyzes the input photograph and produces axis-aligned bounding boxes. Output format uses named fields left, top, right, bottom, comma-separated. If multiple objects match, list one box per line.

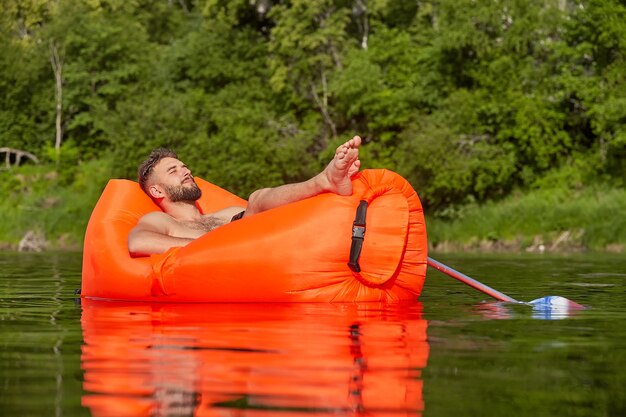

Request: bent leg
left=245, top=136, right=362, bottom=216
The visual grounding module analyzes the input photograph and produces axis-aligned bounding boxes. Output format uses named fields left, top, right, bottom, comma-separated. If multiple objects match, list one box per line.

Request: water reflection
left=473, top=301, right=515, bottom=320
left=473, top=298, right=584, bottom=320
left=80, top=300, right=429, bottom=417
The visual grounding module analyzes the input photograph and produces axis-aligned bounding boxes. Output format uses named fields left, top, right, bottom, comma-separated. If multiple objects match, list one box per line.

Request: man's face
left=150, top=157, right=202, bottom=203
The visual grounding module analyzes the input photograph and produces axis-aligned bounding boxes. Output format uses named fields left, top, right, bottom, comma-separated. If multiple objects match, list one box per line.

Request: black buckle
left=348, top=200, right=368, bottom=272
left=352, top=225, right=365, bottom=239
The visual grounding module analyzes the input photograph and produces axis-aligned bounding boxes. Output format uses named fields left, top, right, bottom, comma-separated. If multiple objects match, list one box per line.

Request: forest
left=1, top=0, right=625, bottom=251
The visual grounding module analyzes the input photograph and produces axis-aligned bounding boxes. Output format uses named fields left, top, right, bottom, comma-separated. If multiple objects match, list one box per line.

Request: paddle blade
left=528, top=296, right=586, bottom=320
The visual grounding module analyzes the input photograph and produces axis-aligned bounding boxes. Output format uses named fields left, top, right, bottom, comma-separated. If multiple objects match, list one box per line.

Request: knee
left=246, top=188, right=267, bottom=215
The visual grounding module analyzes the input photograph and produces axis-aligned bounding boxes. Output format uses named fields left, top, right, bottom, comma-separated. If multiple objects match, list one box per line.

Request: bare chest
left=171, top=216, right=227, bottom=239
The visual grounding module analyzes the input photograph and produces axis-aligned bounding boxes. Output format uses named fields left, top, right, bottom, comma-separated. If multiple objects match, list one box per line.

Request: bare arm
left=245, top=177, right=324, bottom=217
left=128, top=213, right=194, bottom=257
left=243, top=135, right=362, bottom=216
left=128, top=207, right=246, bottom=257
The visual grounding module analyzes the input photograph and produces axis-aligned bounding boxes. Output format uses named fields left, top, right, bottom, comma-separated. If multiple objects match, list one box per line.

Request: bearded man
left=128, top=136, right=362, bottom=257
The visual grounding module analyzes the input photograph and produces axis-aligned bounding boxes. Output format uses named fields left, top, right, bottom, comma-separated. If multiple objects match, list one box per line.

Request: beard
left=164, top=180, right=202, bottom=203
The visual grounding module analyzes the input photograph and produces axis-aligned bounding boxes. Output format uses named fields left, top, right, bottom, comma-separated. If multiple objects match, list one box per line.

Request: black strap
left=348, top=200, right=368, bottom=272
left=231, top=210, right=246, bottom=222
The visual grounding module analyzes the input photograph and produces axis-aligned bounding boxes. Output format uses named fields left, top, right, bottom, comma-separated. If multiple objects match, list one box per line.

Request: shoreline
left=2, top=237, right=623, bottom=254
left=429, top=240, right=624, bottom=254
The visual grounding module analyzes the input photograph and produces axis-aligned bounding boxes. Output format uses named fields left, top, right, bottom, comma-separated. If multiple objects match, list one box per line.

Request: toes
left=339, top=136, right=361, bottom=152
left=350, top=135, right=362, bottom=147
left=333, top=135, right=361, bottom=170
left=348, top=159, right=361, bottom=177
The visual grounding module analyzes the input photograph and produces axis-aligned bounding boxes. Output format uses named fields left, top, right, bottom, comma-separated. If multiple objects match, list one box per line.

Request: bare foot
left=320, top=135, right=362, bottom=196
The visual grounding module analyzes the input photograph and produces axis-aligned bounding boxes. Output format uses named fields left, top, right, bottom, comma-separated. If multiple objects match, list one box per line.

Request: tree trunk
left=49, top=41, right=63, bottom=156
left=355, top=0, right=369, bottom=50
left=310, top=69, right=337, bottom=139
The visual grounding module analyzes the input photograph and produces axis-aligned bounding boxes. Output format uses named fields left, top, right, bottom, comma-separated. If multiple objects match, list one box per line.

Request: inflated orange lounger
left=81, top=169, right=427, bottom=302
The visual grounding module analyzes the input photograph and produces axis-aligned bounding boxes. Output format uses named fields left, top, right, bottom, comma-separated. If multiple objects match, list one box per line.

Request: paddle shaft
left=427, top=257, right=519, bottom=303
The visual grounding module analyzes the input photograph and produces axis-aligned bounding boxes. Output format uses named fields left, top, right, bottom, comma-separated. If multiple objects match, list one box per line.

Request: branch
left=178, top=0, right=189, bottom=14
left=310, top=80, right=338, bottom=138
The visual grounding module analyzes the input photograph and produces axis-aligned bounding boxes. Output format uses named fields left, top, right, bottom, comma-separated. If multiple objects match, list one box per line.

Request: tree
left=0, top=0, right=54, bottom=156
left=563, top=0, right=626, bottom=184
left=268, top=0, right=351, bottom=141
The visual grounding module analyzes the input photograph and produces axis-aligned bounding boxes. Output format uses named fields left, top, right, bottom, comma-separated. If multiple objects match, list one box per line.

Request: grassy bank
left=0, top=160, right=113, bottom=250
left=2, top=163, right=625, bottom=253
left=426, top=186, right=626, bottom=253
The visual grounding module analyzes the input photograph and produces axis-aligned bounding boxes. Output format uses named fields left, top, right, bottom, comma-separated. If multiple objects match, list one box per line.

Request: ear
left=148, top=184, right=164, bottom=200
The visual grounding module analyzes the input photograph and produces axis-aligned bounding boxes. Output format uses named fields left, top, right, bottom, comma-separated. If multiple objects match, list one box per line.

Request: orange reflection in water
left=81, top=300, right=429, bottom=417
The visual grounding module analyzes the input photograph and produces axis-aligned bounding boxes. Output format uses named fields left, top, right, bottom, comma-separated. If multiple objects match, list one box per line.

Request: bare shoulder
left=135, top=211, right=176, bottom=233
left=140, top=211, right=173, bottom=222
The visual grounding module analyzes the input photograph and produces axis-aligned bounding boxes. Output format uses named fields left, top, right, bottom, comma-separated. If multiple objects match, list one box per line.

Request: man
left=128, top=135, right=362, bottom=257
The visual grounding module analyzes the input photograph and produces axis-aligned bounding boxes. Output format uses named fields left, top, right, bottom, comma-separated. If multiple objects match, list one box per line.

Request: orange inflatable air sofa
left=81, top=169, right=427, bottom=302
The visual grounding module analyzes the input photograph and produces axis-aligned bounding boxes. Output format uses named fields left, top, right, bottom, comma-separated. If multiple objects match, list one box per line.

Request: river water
left=0, top=252, right=624, bottom=416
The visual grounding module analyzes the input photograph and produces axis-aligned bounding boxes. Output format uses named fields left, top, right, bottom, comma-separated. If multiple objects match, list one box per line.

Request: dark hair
left=137, top=148, right=178, bottom=194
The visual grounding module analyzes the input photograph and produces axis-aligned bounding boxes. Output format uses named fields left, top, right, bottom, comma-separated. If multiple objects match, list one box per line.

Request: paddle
left=427, top=257, right=585, bottom=311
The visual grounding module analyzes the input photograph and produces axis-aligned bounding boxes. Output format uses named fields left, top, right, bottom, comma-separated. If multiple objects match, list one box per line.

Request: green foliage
left=564, top=0, right=626, bottom=185
left=0, top=159, right=113, bottom=248
left=427, top=181, right=626, bottom=251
